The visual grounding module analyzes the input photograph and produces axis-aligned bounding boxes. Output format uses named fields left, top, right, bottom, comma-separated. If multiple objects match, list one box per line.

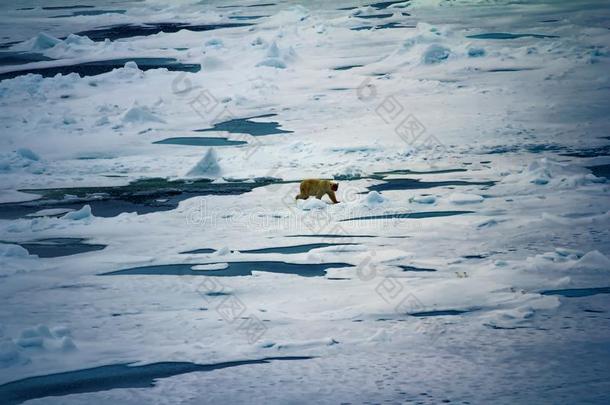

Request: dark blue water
left=8, top=238, right=105, bottom=258
left=560, top=145, right=610, bottom=158
left=181, top=244, right=359, bottom=255
left=467, top=33, right=558, bottom=39
left=228, top=15, right=267, bottom=20
left=218, top=3, right=276, bottom=8
left=0, top=198, right=187, bottom=220
left=485, top=324, right=532, bottom=330
left=339, top=0, right=407, bottom=10
left=0, top=52, right=53, bottom=66
left=484, top=143, right=564, bottom=154
left=410, top=310, right=469, bottom=317
left=541, top=287, right=610, bottom=297
left=286, top=234, right=377, bottom=238
left=351, top=22, right=415, bottom=31
left=398, top=265, right=437, bottom=272
left=373, top=168, right=467, bottom=176
left=240, top=243, right=360, bottom=254
left=0, top=58, right=200, bottom=81
left=0, top=41, right=19, bottom=49
left=42, top=5, right=94, bottom=10
left=0, top=178, right=280, bottom=220
left=368, top=0, right=409, bottom=9
left=50, top=9, right=126, bottom=18
left=203, top=291, right=231, bottom=297
left=486, top=67, right=537, bottom=72
left=195, top=113, right=292, bottom=136
left=180, top=248, right=216, bottom=254
left=462, top=254, right=487, bottom=259
left=100, top=261, right=354, bottom=277
left=333, top=64, right=363, bottom=71
left=0, top=357, right=311, bottom=405
left=340, top=211, right=474, bottom=222
left=366, top=178, right=494, bottom=192
left=588, top=164, right=610, bottom=179
left=153, top=137, right=247, bottom=146
left=355, top=13, right=393, bottom=19
left=75, top=22, right=254, bottom=42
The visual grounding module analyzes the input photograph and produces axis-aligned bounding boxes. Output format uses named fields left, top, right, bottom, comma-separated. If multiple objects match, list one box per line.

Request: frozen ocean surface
left=0, top=0, right=609, bottom=404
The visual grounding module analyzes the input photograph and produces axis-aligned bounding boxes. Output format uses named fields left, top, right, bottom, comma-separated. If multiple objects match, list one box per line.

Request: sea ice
left=62, top=205, right=92, bottom=220
left=299, top=197, right=328, bottom=210
left=364, top=191, right=387, bottom=206
left=448, top=193, right=484, bottom=204
left=122, top=103, right=166, bottom=124
left=186, top=149, right=221, bottom=177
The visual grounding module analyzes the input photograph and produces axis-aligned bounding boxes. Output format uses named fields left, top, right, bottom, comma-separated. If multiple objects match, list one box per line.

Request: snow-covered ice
left=0, top=0, right=609, bottom=403
left=186, top=148, right=221, bottom=177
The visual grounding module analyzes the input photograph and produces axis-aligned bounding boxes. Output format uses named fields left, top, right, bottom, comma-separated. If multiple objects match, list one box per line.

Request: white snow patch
left=26, top=208, right=75, bottom=217
left=0, top=190, right=40, bottom=204
left=422, top=44, right=451, bottom=64
left=448, top=193, right=484, bottom=204
left=14, top=324, right=76, bottom=353
left=16, top=148, right=40, bottom=161
left=367, top=329, right=392, bottom=343
left=0, top=149, right=45, bottom=174
left=0, top=340, right=25, bottom=368
left=192, top=263, right=230, bottom=271
left=503, top=158, right=603, bottom=188
left=202, top=56, right=227, bottom=71
left=44, top=34, right=96, bottom=59
left=299, top=198, right=328, bottom=210
left=256, top=41, right=297, bottom=69
left=12, top=32, right=61, bottom=52
left=204, top=38, right=223, bottom=48
left=0, top=244, right=30, bottom=258
left=122, top=103, right=166, bottom=124
left=364, top=191, right=388, bottom=206
left=575, top=250, right=610, bottom=272
left=502, top=250, right=610, bottom=290
left=214, top=247, right=231, bottom=256
left=333, top=165, right=364, bottom=180
left=186, top=149, right=221, bottom=177
left=62, top=205, right=92, bottom=220
left=410, top=195, right=436, bottom=204
left=272, top=337, right=338, bottom=350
